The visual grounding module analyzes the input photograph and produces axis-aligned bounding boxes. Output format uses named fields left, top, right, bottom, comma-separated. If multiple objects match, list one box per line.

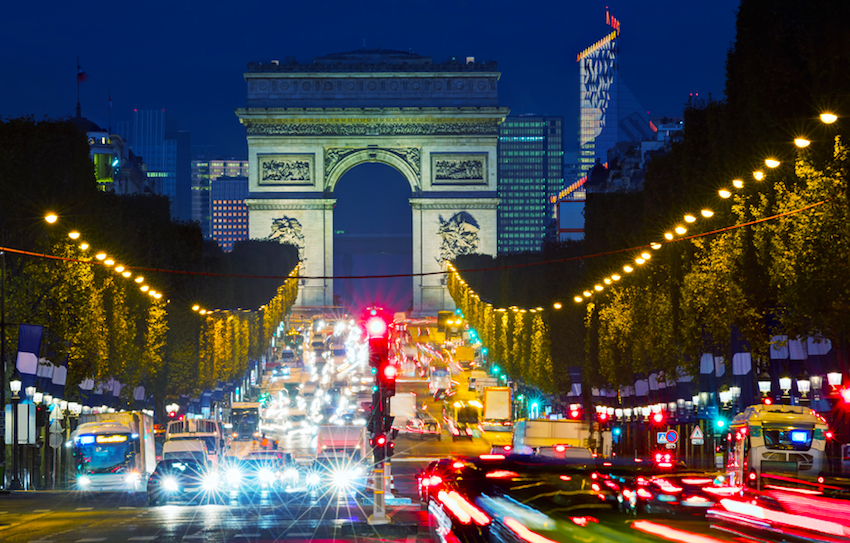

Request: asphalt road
left=0, top=490, right=426, bottom=542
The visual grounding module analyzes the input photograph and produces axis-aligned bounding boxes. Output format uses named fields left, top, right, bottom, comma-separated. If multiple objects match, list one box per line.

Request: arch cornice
left=324, top=148, right=420, bottom=193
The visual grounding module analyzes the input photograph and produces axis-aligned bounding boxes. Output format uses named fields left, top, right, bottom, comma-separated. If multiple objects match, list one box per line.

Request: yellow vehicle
left=726, top=404, right=829, bottom=488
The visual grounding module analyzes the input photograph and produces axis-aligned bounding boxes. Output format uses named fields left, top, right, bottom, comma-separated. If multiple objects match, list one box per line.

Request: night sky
left=3, top=0, right=739, bottom=157
left=2, top=0, right=740, bottom=311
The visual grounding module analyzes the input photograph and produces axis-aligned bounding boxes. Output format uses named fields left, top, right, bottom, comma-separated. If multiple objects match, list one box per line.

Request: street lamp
left=779, top=374, right=792, bottom=404
left=9, top=369, right=22, bottom=490
left=758, top=372, right=772, bottom=402
left=827, top=371, right=843, bottom=389
left=796, top=370, right=811, bottom=404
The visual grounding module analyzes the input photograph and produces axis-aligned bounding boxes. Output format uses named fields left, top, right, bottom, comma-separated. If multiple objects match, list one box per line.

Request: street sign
left=665, top=443, right=677, bottom=449
left=665, top=430, right=679, bottom=444
left=690, top=426, right=704, bottom=445
left=657, top=432, right=668, bottom=444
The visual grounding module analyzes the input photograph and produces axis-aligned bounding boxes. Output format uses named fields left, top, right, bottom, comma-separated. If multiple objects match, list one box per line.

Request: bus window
left=762, top=425, right=813, bottom=450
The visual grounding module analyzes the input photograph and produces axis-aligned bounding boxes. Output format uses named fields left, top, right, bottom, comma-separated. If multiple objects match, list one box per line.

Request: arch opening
left=333, top=163, right=412, bottom=313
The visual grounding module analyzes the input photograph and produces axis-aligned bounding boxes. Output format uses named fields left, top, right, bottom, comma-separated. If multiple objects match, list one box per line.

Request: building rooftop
left=247, top=49, right=497, bottom=73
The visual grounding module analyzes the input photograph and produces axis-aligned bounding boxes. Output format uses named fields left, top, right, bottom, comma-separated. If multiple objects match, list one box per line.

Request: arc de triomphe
left=236, top=50, right=509, bottom=313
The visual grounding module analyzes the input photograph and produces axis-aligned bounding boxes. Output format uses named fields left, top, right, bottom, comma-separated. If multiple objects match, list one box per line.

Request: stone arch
left=325, top=148, right=420, bottom=194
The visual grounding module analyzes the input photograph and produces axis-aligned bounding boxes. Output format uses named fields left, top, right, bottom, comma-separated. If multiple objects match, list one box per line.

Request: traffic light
left=714, top=417, right=727, bottom=430
left=598, top=412, right=609, bottom=423
left=612, top=427, right=622, bottom=437
left=651, top=412, right=665, bottom=425
left=379, top=361, right=397, bottom=398
left=372, top=435, right=387, bottom=463
left=570, top=407, right=581, bottom=419
left=840, top=388, right=850, bottom=404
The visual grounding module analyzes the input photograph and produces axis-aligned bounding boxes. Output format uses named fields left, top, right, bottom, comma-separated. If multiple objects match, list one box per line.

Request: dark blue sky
left=2, top=0, right=740, bottom=159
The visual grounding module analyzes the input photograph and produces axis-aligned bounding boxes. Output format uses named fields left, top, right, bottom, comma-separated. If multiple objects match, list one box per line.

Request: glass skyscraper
left=577, top=10, right=654, bottom=181
left=497, top=115, right=564, bottom=253
left=117, top=110, right=191, bottom=221
left=210, top=176, right=249, bottom=252
left=192, top=159, right=249, bottom=238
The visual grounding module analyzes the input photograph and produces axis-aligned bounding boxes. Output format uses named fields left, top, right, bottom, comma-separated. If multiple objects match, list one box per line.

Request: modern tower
left=577, top=10, right=654, bottom=181
left=191, top=159, right=249, bottom=237
left=497, top=115, right=564, bottom=253
left=117, top=110, right=191, bottom=221
left=210, top=175, right=249, bottom=252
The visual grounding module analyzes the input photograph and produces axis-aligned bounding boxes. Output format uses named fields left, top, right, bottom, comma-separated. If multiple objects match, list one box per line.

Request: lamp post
left=796, top=370, right=811, bottom=405
left=779, top=374, right=792, bottom=404
left=758, top=372, right=772, bottom=403
left=9, top=370, right=21, bottom=490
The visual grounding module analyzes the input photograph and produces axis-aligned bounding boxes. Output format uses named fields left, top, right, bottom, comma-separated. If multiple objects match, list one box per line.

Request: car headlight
left=306, top=472, right=321, bottom=487
left=258, top=468, right=275, bottom=482
left=284, top=468, right=299, bottom=481
left=162, top=477, right=179, bottom=492
left=78, top=475, right=91, bottom=487
left=125, top=471, right=141, bottom=484
left=226, top=468, right=243, bottom=485
left=202, top=472, right=220, bottom=491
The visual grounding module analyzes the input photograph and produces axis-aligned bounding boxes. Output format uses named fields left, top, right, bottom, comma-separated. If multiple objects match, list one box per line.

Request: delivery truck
left=482, top=387, right=512, bottom=432
left=72, top=411, right=156, bottom=491
left=512, top=419, right=590, bottom=453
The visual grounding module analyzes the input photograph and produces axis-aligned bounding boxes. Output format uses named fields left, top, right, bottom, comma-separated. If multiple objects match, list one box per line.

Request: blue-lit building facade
left=210, top=176, right=249, bottom=252
left=117, top=110, right=191, bottom=221
left=497, top=115, right=564, bottom=253
left=577, top=10, right=654, bottom=181
left=191, top=159, right=249, bottom=238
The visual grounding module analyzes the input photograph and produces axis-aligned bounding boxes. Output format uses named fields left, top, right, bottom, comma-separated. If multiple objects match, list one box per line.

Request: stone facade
left=237, top=51, right=508, bottom=314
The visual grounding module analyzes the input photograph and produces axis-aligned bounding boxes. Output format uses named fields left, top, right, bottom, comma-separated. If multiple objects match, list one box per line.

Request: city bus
left=726, top=404, right=829, bottom=489
left=230, top=401, right=262, bottom=441
left=71, top=411, right=156, bottom=491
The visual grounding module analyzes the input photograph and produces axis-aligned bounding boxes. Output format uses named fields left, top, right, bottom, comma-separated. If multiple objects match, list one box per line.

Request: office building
left=210, top=176, right=249, bottom=252
left=577, top=10, right=654, bottom=181
left=191, top=159, right=249, bottom=237
left=497, top=115, right=564, bottom=253
left=117, top=110, right=191, bottom=221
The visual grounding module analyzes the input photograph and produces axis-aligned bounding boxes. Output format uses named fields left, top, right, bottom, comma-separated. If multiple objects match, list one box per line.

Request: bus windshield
left=763, top=424, right=813, bottom=450
left=232, top=407, right=260, bottom=440
left=75, top=438, right=133, bottom=474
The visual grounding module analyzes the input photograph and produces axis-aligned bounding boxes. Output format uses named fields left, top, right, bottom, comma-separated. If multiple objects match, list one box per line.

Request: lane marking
left=76, top=539, right=107, bottom=542
left=234, top=535, right=261, bottom=538
left=119, top=506, right=138, bottom=510
left=128, top=538, right=157, bottom=541
left=75, top=507, right=94, bottom=511
left=32, top=509, right=51, bottom=513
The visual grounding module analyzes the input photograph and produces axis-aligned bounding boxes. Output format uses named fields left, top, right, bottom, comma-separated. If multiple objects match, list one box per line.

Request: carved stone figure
left=261, top=158, right=311, bottom=183
left=266, top=217, right=306, bottom=261
left=436, top=211, right=480, bottom=265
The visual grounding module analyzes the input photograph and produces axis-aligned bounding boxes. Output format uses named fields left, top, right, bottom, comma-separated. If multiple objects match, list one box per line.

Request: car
left=420, top=454, right=621, bottom=543
left=404, top=417, right=442, bottom=440
left=222, top=454, right=292, bottom=499
left=147, top=459, right=219, bottom=505
left=308, top=454, right=368, bottom=494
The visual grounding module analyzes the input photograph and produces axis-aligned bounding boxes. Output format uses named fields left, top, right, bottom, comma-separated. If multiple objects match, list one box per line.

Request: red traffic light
left=375, top=435, right=387, bottom=446
left=840, top=388, right=850, bottom=403
left=599, top=412, right=609, bottom=422
left=570, top=409, right=580, bottom=419
left=366, top=317, right=388, bottom=338
left=651, top=412, right=664, bottom=424
left=383, top=364, right=397, bottom=380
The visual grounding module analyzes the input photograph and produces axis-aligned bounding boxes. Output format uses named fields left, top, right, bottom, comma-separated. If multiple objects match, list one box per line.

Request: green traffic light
left=492, top=365, right=500, bottom=374
left=716, top=419, right=725, bottom=428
